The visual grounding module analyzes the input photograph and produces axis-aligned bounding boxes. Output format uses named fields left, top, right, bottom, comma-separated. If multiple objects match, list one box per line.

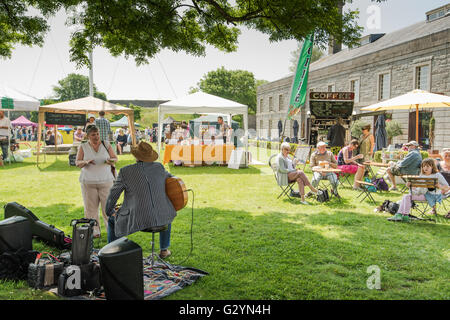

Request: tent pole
left=243, top=110, right=249, bottom=167
left=128, top=112, right=136, bottom=146
left=7, top=111, right=11, bottom=164
left=36, top=111, right=44, bottom=164
left=54, top=124, right=58, bottom=160
left=157, top=106, right=162, bottom=157
left=415, top=104, right=419, bottom=143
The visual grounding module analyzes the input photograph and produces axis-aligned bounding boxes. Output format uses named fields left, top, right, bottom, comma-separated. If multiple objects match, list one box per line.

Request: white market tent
left=110, top=115, right=140, bottom=127
left=0, top=84, right=40, bottom=163
left=37, top=96, right=135, bottom=163
left=158, top=91, right=249, bottom=166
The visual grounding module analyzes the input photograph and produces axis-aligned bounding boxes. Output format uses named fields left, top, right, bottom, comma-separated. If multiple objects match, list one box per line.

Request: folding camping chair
left=293, top=145, right=312, bottom=171
left=355, top=179, right=377, bottom=205
left=404, top=175, right=439, bottom=222
left=268, top=154, right=296, bottom=201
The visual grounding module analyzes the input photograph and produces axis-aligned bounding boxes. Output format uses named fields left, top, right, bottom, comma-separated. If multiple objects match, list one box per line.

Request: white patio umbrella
left=0, top=84, right=40, bottom=163
left=360, top=89, right=450, bottom=142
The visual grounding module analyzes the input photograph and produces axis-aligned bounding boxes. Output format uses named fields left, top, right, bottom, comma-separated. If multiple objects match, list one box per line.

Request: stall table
left=163, top=144, right=235, bottom=166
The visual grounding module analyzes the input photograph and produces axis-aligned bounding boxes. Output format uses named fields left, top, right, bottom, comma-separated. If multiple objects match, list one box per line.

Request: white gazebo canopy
left=157, top=91, right=249, bottom=166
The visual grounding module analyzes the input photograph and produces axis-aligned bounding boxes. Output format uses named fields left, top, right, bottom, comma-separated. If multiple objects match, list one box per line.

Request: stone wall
left=256, top=28, right=450, bottom=151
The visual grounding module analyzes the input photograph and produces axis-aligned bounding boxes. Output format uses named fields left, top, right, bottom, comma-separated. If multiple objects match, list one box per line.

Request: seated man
left=386, top=140, right=422, bottom=191
left=310, top=141, right=339, bottom=196
left=105, top=141, right=177, bottom=259
left=275, top=142, right=317, bottom=204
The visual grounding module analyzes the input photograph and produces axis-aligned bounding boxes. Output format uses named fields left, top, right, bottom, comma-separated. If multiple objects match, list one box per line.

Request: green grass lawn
left=0, top=145, right=449, bottom=300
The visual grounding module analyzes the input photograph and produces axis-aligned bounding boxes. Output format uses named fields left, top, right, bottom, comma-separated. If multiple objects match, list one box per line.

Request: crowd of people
left=277, top=124, right=450, bottom=220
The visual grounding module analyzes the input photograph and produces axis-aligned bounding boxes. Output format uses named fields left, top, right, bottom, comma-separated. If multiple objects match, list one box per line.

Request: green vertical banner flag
left=287, top=33, right=314, bottom=120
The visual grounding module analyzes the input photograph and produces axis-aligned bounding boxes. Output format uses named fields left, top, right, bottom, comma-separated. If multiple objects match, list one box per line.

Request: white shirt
left=0, top=116, right=11, bottom=137
left=78, top=141, right=114, bottom=184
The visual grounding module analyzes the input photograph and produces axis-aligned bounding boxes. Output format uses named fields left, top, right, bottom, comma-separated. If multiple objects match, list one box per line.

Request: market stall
left=37, top=96, right=134, bottom=164
left=158, top=92, right=249, bottom=167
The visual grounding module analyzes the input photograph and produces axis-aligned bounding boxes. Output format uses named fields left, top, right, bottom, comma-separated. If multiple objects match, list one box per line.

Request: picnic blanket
left=47, top=250, right=208, bottom=300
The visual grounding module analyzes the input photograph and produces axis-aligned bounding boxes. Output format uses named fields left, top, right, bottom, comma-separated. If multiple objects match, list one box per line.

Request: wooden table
left=163, top=144, right=235, bottom=166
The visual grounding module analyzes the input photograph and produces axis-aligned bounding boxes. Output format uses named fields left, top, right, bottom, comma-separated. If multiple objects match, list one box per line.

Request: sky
left=0, top=0, right=448, bottom=101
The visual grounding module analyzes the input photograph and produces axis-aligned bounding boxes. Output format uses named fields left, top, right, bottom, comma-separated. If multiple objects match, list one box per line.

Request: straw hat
left=131, top=141, right=159, bottom=162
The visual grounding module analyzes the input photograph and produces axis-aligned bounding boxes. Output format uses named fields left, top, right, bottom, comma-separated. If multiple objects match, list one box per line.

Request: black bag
left=58, top=262, right=101, bottom=297
left=316, top=189, right=330, bottom=203
left=27, top=253, right=64, bottom=289
left=372, top=177, right=389, bottom=191
left=0, top=249, right=39, bottom=281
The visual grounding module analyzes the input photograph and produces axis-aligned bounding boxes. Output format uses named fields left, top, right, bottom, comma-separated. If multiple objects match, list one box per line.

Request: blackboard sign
left=45, top=113, right=86, bottom=126
left=309, top=101, right=354, bottom=119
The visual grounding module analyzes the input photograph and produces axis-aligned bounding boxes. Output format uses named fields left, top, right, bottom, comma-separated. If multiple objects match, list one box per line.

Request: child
left=388, top=158, right=449, bottom=222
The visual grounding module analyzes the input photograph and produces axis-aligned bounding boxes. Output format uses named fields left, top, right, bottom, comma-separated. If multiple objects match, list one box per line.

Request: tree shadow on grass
left=163, top=206, right=450, bottom=299
left=1, top=201, right=448, bottom=300
left=0, top=161, right=36, bottom=170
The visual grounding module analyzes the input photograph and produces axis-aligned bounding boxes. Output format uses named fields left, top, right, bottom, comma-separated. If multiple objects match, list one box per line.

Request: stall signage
left=309, top=92, right=354, bottom=118
left=45, top=112, right=86, bottom=126
left=310, top=92, right=354, bottom=101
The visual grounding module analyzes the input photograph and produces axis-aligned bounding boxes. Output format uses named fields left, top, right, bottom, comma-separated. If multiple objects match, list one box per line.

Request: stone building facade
left=257, top=4, right=450, bottom=151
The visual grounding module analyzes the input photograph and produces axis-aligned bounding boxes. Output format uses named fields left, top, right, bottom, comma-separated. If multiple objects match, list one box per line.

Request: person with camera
left=0, top=111, right=11, bottom=161
left=76, top=124, right=117, bottom=238
left=105, top=141, right=177, bottom=259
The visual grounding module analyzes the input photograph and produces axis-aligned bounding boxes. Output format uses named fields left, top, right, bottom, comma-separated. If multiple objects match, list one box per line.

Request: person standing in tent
left=85, top=113, right=96, bottom=131
left=327, top=117, right=346, bottom=148
left=95, top=111, right=112, bottom=142
left=0, top=111, right=11, bottom=161
left=217, top=116, right=230, bottom=144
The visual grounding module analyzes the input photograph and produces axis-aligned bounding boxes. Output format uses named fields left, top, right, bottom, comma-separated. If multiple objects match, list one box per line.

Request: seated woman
left=45, top=130, right=55, bottom=146
left=276, top=142, right=318, bottom=205
left=337, top=139, right=365, bottom=190
left=116, top=129, right=128, bottom=155
left=437, top=148, right=450, bottom=218
left=388, top=158, right=449, bottom=222
left=73, top=127, right=86, bottom=143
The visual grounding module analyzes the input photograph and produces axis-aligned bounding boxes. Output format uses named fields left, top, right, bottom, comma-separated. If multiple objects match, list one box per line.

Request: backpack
left=372, top=177, right=389, bottom=191
left=364, top=177, right=377, bottom=192
left=316, top=189, right=330, bottom=202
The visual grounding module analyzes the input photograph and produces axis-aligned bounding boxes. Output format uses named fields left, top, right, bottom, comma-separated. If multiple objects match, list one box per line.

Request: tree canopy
left=52, top=73, right=107, bottom=101
left=1, top=0, right=385, bottom=67
left=190, top=66, right=265, bottom=114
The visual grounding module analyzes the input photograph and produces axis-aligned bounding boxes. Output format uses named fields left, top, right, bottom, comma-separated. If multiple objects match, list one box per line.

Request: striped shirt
left=105, top=161, right=177, bottom=237
left=95, top=117, right=111, bottom=142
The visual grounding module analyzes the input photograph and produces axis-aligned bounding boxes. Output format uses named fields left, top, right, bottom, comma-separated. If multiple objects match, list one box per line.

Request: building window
left=379, top=73, right=390, bottom=100
left=278, top=94, right=283, bottom=111
left=350, top=79, right=360, bottom=103
left=260, top=120, right=263, bottom=132
left=269, top=96, right=273, bottom=112
left=259, top=99, right=263, bottom=113
left=268, top=120, right=272, bottom=138
left=328, top=84, right=335, bottom=92
left=415, top=65, right=430, bottom=90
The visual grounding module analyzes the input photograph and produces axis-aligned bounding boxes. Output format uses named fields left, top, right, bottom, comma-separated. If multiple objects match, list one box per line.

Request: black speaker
left=0, top=216, right=32, bottom=254
left=98, top=237, right=144, bottom=300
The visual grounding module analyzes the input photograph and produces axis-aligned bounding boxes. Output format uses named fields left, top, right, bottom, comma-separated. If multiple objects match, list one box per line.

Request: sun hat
left=131, top=141, right=159, bottom=162
left=405, top=140, right=419, bottom=147
left=317, top=141, right=327, bottom=147
left=88, top=113, right=96, bottom=119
